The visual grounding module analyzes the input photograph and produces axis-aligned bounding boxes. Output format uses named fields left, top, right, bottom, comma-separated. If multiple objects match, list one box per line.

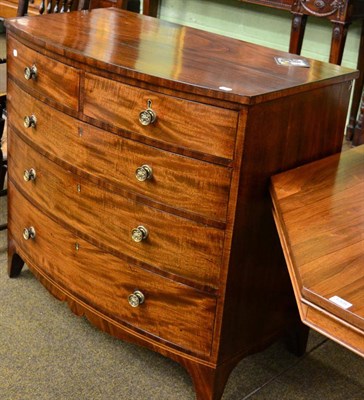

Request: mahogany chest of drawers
left=5, top=8, right=357, bottom=400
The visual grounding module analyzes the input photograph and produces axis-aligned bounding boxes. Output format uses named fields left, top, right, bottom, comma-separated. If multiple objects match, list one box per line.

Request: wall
left=158, top=0, right=361, bottom=70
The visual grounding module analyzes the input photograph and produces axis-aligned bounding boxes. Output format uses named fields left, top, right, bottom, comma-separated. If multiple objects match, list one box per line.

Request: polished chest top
left=5, top=8, right=357, bottom=400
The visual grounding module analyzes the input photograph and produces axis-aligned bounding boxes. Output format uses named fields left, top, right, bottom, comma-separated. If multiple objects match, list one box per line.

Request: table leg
left=285, top=322, right=309, bottom=357
left=289, top=13, right=307, bottom=54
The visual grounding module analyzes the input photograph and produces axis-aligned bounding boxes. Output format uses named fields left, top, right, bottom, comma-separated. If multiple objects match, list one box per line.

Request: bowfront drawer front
left=7, top=36, right=80, bottom=110
left=8, top=184, right=216, bottom=357
left=8, top=81, right=232, bottom=222
left=83, top=73, right=238, bottom=160
left=9, top=130, right=224, bottom=289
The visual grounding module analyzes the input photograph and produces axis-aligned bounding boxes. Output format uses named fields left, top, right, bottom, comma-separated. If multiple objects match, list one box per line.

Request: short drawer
left=8, top=184, right=216, bottom=357
left=7, top=80, right=232, bottom=222
left=9, top=130, right=225, bottom=289
left=83, top=73, right=238, bottom=160
left=7, top=35, right=80, bottom=110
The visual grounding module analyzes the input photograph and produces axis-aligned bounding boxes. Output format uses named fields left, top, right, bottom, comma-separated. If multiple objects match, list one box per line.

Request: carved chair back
left=17, top=0, right=93, bottom=16
left=16, top=0, right=128, bottom=16
left=0, top=78, right=7, bottom=231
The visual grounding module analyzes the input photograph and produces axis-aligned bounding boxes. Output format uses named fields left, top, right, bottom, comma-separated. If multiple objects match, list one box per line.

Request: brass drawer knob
left=23, top=168, right=37, bottom=182
left=139, top=108, right=156, bottom=126
left=131, top=225, right=148, bottom=242
left=139, top=100, right=156, bottom=126
left=24, top=115, right=37, bottom=128
left=23, top=226, right=36, bottom=240
left=135, top=165, right=153, bottom=181
left=24, top=65, right=38, bottom=80
left=128, top=290, right=145, bottom=308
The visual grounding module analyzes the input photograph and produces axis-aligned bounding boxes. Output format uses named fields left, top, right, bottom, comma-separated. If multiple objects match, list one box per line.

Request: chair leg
left=143, top=0, right=159, bottom=16
left=352, top=92, right=364, bottom=146
left=346, top=20, right=364, bottom=141
left=0, top=105, right=7, bottom=231
left=0, top=185, right=6, bottom=231
left=0, top=164, right=7, bottom=231
left=0, top=163, right=6, bottom=191
left=289, top=13, right=307, bottom=55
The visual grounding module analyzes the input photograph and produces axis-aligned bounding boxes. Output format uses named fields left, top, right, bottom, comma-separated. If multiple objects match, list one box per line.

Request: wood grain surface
left=9, top=128, right=225, bottom=290
left=5, top=8, right=358, bottom=104
left=7, top=36, right=80, bottom=110
left=8, top=182, right=217, bottom=357
left=271, top=146, right=364, bottom=355
left=7, top=80, right=232, bottom=224
left=83, top=73, right=238, bottom=160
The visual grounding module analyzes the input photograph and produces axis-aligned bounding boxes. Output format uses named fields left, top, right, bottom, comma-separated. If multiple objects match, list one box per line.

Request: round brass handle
left=131, top=225, right=148, bottom=242
left=24, top=65, right=38, bottom=80
left=23, top=226, right=36, bottom=240
left=128, top=290, right=145, bottom=308
left=23, top=168, right=37, bottom=182
left=24, top=115, right=37, bottom=128
left=135, top=165, right=153, bottom=182
left=139, top=108, right=156, bottom=126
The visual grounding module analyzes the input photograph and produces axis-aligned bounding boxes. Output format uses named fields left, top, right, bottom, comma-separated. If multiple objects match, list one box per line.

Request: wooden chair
left=0, top=68, right=7, bottom=231
left=16, top=0, right=90, bottom=16
left=16, top=0, right=154, bottom=17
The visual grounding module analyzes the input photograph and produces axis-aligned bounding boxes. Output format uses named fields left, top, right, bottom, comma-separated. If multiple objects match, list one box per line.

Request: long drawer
left=9, top=129, right=225, bottom=289
left=8, top=184, right=216, bottom=357
left=7, top=36, right=80, bottom=110
left=7, top=80, right=232, bottom=222
left=83, top=73, right=238, bottom=160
